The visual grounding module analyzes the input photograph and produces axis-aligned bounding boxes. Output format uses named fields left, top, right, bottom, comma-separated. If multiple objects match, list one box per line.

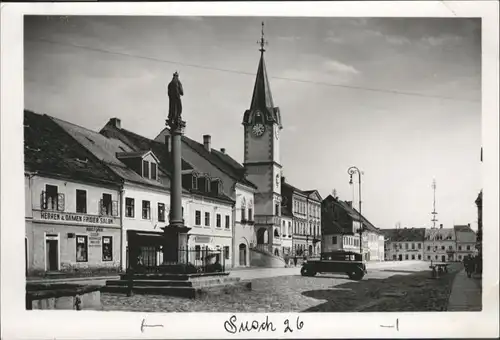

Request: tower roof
left=250, top=53, right=274, bottom=111
left=243, top=22, right=281, bottom=127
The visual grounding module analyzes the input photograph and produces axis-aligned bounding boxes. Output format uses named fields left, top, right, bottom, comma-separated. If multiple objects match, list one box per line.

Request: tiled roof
left=454, top=225, right=474, bottom=232
left=281, top=181, right=306, bottom=196
left=52, top=116, right=171, bottom=190
left=23, top=110, right=120, bottom=185
left=381, top=228, right=426, bottom=242
left=322, top=195, right=380, bottom=234
left=157, top=128, right=257, bottom=189
left=425, top=228, right=455, bottom=240
left=101, top=124, right=234, bottom=204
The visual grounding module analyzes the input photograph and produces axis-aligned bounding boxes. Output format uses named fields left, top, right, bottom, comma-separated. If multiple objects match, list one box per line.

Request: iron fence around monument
left=127, top=246, right=227, bottom=274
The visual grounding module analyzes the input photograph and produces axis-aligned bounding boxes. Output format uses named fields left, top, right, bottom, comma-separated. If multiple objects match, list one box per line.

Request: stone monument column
left=162, top=71, right=189, bottom=264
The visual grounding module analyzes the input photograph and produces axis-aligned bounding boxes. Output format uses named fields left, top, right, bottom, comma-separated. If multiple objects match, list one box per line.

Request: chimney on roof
left=203, top=135, right=211, bottom=152
left=109, top=118, right=121, bottom=129
left=165, top=135, right=171, bottom=153
left=220, top=148, right=226, bottom=154
left=440, top=224, right=443, bottom=229
left=468, top=223, right=471, bottom=227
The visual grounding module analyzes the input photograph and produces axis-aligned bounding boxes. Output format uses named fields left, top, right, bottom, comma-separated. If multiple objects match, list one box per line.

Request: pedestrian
left=293, top=256, right=298, bottom=267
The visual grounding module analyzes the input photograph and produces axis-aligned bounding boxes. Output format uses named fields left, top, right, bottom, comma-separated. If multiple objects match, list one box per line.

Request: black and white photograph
left=1, top=2, right=499, bottom=339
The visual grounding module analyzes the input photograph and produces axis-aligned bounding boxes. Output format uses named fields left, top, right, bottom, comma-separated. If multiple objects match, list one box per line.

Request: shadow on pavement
left=301, top=266, right=460, bottom=312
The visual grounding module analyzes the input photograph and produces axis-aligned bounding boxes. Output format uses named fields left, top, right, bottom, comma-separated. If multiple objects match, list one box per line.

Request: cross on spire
left=258, top=21, right=268, bottom=53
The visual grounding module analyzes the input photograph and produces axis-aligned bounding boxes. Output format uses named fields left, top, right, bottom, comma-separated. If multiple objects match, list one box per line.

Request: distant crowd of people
left=463, top=254, right=482, bottom=278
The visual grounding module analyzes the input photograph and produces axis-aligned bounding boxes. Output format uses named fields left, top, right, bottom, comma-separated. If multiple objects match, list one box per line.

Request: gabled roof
left=454, top=225, right=474, bottom=233
left=381, top=228, right=426, bottom=242
left=51, top=116, right=171, bottom=190
left=101, top=123, right=234, bottom=204
left=281, top=180, right=306, bottom=196
left=156, top=128, right=257, bottom=189
left=303, top=189, right=322, bottom=202
left=322, top=195, right=380, bottom=234
left=23, top=110, right=120, bottom=186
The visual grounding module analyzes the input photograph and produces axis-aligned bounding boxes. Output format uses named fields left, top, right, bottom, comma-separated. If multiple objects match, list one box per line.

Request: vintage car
left=300, top=250, right=367, bottom=280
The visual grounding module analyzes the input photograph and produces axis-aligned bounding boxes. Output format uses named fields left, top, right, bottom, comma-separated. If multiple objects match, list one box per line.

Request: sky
left=24, top=16, right=482, bottom=230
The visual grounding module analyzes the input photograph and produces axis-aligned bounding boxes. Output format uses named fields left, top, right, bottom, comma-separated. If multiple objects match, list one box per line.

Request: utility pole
left=431, top=179, right=438, bottom=229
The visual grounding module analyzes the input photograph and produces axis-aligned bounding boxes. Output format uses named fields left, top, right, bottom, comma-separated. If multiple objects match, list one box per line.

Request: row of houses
left=24, top=109, right=327, bottom=275
left=321, top=194, right=385, bottom=261
left=382, top=224, right=477, bottom=262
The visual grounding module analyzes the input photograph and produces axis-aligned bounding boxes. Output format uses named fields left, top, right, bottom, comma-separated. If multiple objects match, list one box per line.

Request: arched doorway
left=257, top=228, right=268, bottom=244
left=239, top=243, right=247, bottom=266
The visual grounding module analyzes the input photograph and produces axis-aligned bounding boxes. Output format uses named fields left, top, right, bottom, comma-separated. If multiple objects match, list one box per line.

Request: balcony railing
left=40, top=191, right=65, bottom=211
left=99, top=199, right=119, bottom=217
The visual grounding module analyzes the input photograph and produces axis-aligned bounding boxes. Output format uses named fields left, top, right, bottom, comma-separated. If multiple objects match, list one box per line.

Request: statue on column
left=167, top=71, right=184, bottom=128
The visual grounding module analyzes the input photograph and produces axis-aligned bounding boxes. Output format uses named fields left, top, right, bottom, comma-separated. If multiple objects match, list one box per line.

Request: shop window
left=205, top=212, right=210, bottom=226
left=76, top=236, right=88, bottom=262
left=76, top=189, right=87, bottom=213
left=225, top=215, right=230, bottom=229
left=224, top=246, right=230, bottom=260
left=102, top=236, right=113, bottom=261
left=216, top=214, right=221, bottom=228
left=142, top=200, right=151, bottom=220
left=158, top=203, right=165, bottom=222
left=195, top=211, right=201, bottom=225
left=125, top=198, right=135, bottom=217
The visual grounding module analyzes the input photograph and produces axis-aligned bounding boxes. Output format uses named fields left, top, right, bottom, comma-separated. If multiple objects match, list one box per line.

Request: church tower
left=243, top=23, right=283, bottom=253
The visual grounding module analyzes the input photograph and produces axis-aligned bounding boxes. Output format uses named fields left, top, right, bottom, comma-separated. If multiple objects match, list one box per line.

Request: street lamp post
left=348, top=166, right=363, bottom=257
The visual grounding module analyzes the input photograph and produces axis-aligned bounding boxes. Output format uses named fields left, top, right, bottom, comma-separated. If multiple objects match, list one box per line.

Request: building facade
left=153, top=131, right=258, bottom=268
left=424, top=225, right=457, bottom=262
left=454, top=224, right=477, bottom=261
left=321, top=195, right=383, bottom=261
left=382, top=228, right=425, bottom=261
left=24, top=111, right=123, bottom=276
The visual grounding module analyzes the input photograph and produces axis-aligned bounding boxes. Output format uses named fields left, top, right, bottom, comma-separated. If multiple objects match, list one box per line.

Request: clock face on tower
left=252, top=123, right=265, bottom=137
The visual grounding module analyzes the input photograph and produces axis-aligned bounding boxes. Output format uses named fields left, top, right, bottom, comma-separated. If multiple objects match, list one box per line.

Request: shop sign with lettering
left=37, top=211, right=117, bottom=226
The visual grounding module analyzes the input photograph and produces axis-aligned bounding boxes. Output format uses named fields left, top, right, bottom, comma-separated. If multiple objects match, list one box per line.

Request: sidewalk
left=447, top=269, right=482, bottom=311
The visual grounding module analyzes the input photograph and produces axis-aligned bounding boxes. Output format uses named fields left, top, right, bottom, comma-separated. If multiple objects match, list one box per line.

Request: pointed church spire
left=243, top=22, right=281, bottom=127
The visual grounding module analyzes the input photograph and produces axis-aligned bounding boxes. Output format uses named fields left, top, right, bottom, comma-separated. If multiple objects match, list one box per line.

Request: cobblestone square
left=101, top=262, right=462, bottom=312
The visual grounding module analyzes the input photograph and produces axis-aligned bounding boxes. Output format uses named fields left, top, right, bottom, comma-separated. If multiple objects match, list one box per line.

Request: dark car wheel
left=348, top=268, right=364, bottom=281
left=301, top=266, right=316, bottom=277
